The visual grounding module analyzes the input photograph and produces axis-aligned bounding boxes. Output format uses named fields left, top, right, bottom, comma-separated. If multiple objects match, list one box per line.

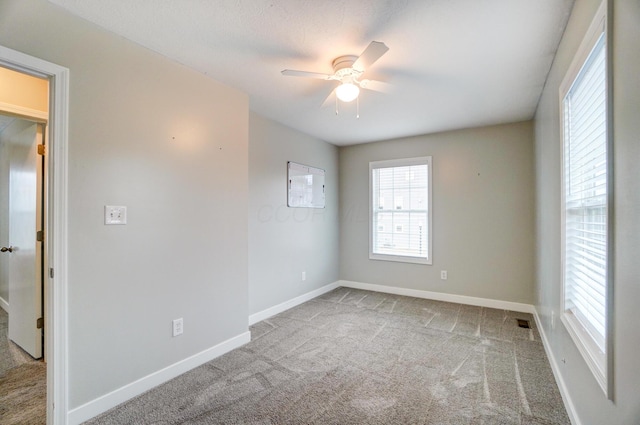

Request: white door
left=2, top=119, right=43, bottom=359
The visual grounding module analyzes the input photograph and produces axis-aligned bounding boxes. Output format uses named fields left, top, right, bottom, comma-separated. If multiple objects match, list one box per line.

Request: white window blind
left=563, top=33, right=607, bottom=352
left=370, top=157, right=432, bottom=265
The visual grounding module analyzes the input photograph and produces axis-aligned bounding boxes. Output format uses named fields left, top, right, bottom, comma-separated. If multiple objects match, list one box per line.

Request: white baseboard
left=533, top=310, right=582, bottom=425
left=249, top=281, right=341, bottom=325
left=67, top=330, right=251, bottom=425
left=338, top=280, right=535, bottom=314
left=0, top=296, right=8, bottom=313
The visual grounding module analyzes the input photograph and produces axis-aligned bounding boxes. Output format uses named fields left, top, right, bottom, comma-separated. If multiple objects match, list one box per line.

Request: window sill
left=561, top=312, right=608, bottom=396
left=369, top=253, right=431, bottom=265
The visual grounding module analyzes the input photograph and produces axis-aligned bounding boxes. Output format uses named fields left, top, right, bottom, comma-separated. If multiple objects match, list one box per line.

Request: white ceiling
left=47, top=0, right=574, bottom=146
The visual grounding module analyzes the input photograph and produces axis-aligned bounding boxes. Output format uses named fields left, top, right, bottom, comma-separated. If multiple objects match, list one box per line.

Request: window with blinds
left=560, top=4, right=609, bottom=395
left=369, top=157, right=432, bottom=265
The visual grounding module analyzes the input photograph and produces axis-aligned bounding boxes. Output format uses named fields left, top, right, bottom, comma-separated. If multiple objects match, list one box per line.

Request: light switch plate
left=105, top=205, right=127, bottom=225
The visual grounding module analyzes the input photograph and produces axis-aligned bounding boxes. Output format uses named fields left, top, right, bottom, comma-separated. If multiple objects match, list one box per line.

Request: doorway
left=0, top=45, right=69, bottom=425
left=0, top=67, right=48, bottom=424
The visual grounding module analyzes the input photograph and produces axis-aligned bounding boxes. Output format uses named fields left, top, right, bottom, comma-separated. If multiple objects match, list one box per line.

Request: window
left=370, top=156, right=432, bottom=265
left=560, top=1, right=610, bottom=396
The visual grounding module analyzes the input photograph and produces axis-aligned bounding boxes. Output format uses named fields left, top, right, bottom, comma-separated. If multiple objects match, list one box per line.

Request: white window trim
left=369, top=156, right=433, bottom=265
left=559, top=0, right=612, bottom=398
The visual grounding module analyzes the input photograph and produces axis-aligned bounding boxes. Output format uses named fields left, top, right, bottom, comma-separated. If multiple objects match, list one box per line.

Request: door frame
left=0, top=45, right=69, bottom=425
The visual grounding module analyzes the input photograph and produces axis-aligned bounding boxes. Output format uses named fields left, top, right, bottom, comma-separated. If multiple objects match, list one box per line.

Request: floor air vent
left=516, top=319, right=531, bottom=329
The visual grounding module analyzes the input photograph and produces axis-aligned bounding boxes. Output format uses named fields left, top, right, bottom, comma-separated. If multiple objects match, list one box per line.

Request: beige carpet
left=87, top=287, right=570, bottom=424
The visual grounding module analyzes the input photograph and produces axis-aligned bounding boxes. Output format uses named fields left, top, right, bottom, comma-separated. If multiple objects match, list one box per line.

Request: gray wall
left=248, top=112, right=339, bottom=316
left=534, top=0, right=640, bottom=423
left=339, top=121, right=535, bottom=304
left=0, top=0, right=249, bottom=409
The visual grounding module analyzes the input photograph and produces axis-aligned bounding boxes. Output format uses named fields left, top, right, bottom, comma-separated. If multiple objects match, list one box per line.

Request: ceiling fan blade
left=320, top=87, right=338, bottom=108
left=359, top=79, right=392, bottom=94
left=352, top=41, right=389, bottom=72
left=281, top=69, right=335, bottom=80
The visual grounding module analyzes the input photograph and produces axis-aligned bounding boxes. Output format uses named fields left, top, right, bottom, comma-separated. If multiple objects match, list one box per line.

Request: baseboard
left=0, top=296, right=8, bottom=313
left=533, top=310, right=582, bottom=425
left=67, top=330, right=251, bottom=425
left=249, top=281, right=341, bottom=325
left=338, top=280, right=535, bottom=314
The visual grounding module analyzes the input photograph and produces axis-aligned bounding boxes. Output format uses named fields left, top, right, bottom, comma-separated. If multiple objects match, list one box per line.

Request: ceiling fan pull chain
left=356, top=96, right=360, bottom=119
left=335, top=96, right=339, bottom=115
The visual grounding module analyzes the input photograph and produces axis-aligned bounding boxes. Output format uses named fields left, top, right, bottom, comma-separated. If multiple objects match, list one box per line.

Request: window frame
left=369, top=156, right=433, bottom=265
left=559, top=0, right=613, bottom=398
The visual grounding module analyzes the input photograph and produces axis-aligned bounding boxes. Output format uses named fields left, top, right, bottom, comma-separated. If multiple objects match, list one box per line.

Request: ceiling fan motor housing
left=332, top=55, right=362, bottom=82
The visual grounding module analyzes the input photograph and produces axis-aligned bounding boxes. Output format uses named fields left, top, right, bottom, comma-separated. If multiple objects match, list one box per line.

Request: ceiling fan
left=281, top=41, right=390, bottom=105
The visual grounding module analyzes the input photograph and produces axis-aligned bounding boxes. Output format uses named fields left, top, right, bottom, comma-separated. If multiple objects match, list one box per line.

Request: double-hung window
left=560, top=1, right=611, bottom=396
left=370, top=156, right=432, bottom=265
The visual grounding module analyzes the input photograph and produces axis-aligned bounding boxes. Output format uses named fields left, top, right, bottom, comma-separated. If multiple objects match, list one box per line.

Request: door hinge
left=37, top=144, right=46, bottom=155
left=37, top=230, right=44, bottom=242
left=49, top=268, right=54, bottom=278
left=37, top=317, right=44, bottom=329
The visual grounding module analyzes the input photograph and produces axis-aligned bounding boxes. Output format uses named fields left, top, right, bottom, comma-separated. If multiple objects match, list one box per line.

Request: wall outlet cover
left=172, top=318, right=183, bottom=337
left=105, top=205, right=127, bottom=225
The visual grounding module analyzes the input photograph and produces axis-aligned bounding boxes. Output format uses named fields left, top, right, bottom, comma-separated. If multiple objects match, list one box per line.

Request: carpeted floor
left=0, top=308, right=46, bottom=425
left=87, top=287, right=570, bottom=424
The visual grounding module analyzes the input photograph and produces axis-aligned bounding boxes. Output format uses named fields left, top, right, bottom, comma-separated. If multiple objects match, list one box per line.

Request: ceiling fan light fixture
left=336, top=82, right=359, bottom=102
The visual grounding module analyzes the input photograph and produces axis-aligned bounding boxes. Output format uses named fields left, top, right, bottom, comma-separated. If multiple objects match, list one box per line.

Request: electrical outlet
left=172, top=318, right=183, bottom=337
left=440, top=270, right=448, bottom=280
left=301, top=271, right=306, bottom=281
left=105, top=205, right=127, bottom=225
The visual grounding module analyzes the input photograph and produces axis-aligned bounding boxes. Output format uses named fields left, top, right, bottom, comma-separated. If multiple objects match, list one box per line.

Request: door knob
left=1, top=246, right=13, bottom=253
